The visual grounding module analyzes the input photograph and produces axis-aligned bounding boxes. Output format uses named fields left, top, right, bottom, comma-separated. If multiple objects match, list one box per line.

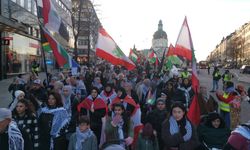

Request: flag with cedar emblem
left=175, top=17, right=200, bottom=125
left=96, top=27, right=136, bottom=70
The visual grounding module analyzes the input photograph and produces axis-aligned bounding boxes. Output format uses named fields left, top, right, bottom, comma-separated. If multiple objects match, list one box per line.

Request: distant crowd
left=1, top=62, right=250, bottom=150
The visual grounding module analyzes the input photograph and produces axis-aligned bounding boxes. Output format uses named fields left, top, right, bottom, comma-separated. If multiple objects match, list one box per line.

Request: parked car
left=240, top=65, right=250, bottom=74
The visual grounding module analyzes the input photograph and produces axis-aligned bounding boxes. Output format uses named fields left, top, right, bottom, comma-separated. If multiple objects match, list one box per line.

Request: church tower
left=152, top=20, right=168, bottom=59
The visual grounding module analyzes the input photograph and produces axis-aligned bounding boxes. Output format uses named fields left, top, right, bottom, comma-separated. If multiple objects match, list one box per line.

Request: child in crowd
left=68, top=116, right=97, bottom=150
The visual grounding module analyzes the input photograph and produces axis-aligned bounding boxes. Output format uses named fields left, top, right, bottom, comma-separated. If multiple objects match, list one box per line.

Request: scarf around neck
left=76, top=127, right=93, bottom=150
left=169, top=116, right=192, bottom=141
left=40, top=107, right=70, bottom=149
left=8, top=121, right=24, bottom=150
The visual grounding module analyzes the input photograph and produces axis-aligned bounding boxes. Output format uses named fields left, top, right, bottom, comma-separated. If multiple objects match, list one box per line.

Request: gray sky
left=94, top=0, right=250, bottom=61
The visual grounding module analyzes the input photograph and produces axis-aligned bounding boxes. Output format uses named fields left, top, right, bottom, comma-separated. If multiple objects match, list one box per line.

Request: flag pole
left=35, top=0, right=49, bottom=86
left=39, top=26, right=49, bottom=87
left=158, top=46, right=167, bottom=74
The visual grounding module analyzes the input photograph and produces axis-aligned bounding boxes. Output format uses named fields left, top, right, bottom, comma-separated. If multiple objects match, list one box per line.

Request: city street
left=0, top=69, right=249, bottom=123
left=198, top=68, right=250, bottom=123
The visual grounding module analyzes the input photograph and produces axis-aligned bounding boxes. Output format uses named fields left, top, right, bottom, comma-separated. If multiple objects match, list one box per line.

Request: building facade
left=0, top=0, right=40, bottom=80
left=207, top=21, right=250, bottom=67
left=72, top=0, right=101, bottom=65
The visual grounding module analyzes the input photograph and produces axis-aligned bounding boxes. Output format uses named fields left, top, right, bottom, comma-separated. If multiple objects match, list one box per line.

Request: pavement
left=0, top=72, right=47, bottom=108
left=229, top=69, right=250, bottom=83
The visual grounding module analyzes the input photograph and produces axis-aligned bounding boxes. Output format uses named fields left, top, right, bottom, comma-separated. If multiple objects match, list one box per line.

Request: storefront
left=3, top=32, right=41, bottom=75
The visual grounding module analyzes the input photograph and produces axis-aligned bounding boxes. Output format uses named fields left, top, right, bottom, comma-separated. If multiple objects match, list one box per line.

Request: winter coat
left=136, top=133, right=159, bottom=150
left=38, top=111, right=68, bottom=150
left=68, top=132, right=97, bottom=150
left=146, top=109, right=169, bottom=150
left=161, top=118, right=199, bottom=150
left=197, top=124, right=230, bottom=149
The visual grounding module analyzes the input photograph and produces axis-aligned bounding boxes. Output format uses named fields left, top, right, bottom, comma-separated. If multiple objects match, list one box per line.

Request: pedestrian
left=161, top=102, right=199, bottom=150
left=207, top=64, right=211, bottom=75
left=101, top=103, right=133, bottom=149
left=0, top=108, right=24, bottom=150
left=136, top=123, right=159, bottom=150
left=8, top=90, right=25, bottom=111
left=196, top=112, right=230, bottom=150
left=12, top=99, right=39, bottom=150
left=210, top=67, right=221, bottom=92
left=77, top=87, right=107, bottom=145
left=38, top=92, right=70, bottom=150
left=68, top=116, right=97, bottom=150
left=146, top=98, right=169, bottom=150
left=216, top=81, right=238, bottom=128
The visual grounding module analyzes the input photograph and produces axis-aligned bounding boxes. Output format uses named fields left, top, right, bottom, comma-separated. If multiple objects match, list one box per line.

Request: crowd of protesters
left=1, top=61, right=250, bottom=150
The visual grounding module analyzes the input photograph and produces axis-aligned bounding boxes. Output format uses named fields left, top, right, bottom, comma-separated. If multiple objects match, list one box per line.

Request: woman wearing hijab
left=161, top=102, right=199, bottom=150
left=197, top=112, right=230, bottom=150
left=100, top=83, right=117, bottom=113
left=38, top=92, right=69, bottom=150
left=77, top=87, right=107, bottom=145
left=61, top=85, right=79, bottom=134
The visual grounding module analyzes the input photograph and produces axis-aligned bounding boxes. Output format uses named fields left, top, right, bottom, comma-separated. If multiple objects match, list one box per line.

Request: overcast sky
left=93, top=0, right=250, bottom=61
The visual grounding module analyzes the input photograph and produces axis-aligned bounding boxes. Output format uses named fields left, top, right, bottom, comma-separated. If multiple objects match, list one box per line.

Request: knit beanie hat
left=0, top=108, right=12, bottom=122
left=14, top=90, right=25, bottom=98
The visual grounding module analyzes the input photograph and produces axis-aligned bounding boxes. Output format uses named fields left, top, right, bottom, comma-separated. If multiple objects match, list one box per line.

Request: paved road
left=198, top=68, right=250, bottom=123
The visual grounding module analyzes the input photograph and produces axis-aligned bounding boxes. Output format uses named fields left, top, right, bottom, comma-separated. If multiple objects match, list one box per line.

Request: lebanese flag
left=149, top=50, right=159, bottom=66
left=175, top=17, right=200, bottom=125
left=129, top=48, right=138, bottom=63
left=174, top=18, right=193, bottom=61
left=42, top=27, right=69, bottom=67
left=96, top=27, right=136, bottom=70
left=37, top=0, right=69, bottom=41
left=166, top=43, right=175, bottom=56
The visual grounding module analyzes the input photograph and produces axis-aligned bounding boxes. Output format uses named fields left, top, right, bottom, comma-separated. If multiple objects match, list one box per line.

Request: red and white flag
left=174, top=17, right=193, bottom=61
left=175, top=17, right=200, bottom=125
left=96, top=27, right=136, bottom=70
left=166, top=43, right=175, bottom=57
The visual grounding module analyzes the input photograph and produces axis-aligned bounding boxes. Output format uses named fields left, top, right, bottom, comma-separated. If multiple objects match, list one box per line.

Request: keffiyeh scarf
left=8, top=121, right=24, bottom=150
left=40, top=107, right=70, bottom=149
left=169, top=116, right=192, bottom=141
left=75, top=127, right=94, bottom=150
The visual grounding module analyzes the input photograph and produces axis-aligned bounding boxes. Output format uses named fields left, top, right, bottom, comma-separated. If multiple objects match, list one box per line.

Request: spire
left=158, top=20, right=163, bottom=31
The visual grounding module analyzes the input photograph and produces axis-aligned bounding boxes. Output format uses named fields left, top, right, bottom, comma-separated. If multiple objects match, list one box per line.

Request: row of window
left=11, top=0, right=37, bottom=16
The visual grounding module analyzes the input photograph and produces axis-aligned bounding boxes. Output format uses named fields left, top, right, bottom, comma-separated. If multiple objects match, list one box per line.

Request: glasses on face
left=91, top=91, right=97, bottom=93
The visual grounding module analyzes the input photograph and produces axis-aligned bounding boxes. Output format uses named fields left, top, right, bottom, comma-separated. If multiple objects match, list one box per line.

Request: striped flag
left=129, top=48, right=138, bottom=62
left=174, top=16, right=200, bottom=125
left=96, top=27, right=136, bottom=70
left=37, top=0, right=69, bottom=41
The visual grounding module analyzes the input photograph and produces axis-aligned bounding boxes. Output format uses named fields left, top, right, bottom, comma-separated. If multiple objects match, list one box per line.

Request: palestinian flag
left=37, top=0, right=69, bottom=41
left=96, top=27, right=136, bottom=70
left=42, top=27, right=69, bottom=67
left=166, top=43, right=175, bottom=57
left=149, top=50, right=159, bottom=66
left=129, top=48, right=138, bottom=62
